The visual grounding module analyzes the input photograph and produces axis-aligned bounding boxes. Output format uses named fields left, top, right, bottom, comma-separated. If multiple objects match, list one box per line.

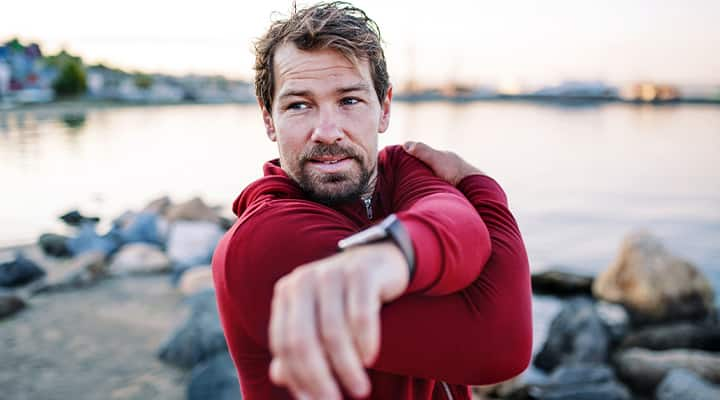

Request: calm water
left=2, top=102, right=719, bottom=356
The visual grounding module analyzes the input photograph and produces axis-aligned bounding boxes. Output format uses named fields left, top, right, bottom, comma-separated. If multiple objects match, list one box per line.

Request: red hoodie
left=212, top=145, right=532, bottom=399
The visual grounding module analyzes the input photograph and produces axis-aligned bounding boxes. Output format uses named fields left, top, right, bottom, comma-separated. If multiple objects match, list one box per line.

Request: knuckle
left=351, top=308, right=373, bottom=329
left=320, top=327, right=343, bottom=349
left=286, top=335, right=310, bottom=356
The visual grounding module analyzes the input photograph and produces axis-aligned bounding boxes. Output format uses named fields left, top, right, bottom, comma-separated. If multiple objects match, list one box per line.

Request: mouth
left=306, top=156, right=354, bottom=173
left=309, top=156, right=350, bottom=164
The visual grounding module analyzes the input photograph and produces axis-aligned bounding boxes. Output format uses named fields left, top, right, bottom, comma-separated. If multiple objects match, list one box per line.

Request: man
left=212, top=2, right=532, bottom=399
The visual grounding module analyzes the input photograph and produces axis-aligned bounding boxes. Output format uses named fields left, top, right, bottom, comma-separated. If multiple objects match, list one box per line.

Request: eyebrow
left=277, top=83, right=372, bottom=101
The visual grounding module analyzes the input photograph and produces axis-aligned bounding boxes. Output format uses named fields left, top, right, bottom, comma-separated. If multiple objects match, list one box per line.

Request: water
left=2, top=101, right=719, bottom=359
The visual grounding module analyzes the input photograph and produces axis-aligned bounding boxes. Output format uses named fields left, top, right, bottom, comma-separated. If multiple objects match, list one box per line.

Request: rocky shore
left=2, top=198, right=719, bottom=400
left=478, top=231, right=720, bottom=400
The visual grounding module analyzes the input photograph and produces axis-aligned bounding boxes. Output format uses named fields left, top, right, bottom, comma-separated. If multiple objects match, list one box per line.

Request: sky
left=3, top=0, right=719, bottom=87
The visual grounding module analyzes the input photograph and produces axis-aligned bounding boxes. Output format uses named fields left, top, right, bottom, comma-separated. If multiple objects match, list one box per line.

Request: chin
left=303, top=177, right=364, bottom=206
left=298, top=169, right=369, bottom=206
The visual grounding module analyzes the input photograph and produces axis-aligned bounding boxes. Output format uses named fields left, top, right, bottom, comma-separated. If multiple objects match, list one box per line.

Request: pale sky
left=3, top=0, right=719, bottom=87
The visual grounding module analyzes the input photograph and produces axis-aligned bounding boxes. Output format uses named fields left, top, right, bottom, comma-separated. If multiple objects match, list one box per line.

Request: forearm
left=385, top=146, right=493, bottom=295
left=371, top=175, right=532, bottom=384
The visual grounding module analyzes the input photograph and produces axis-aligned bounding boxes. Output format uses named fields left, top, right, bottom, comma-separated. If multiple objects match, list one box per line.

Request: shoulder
left=379, top=145, right=433, bottom=172
left=214, top=199, right=358, bottom=290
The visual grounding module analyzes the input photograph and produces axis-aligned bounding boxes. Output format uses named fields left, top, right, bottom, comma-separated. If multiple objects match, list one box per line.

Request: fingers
left=270, top=271, right=342, bottom=399
left=318, top=271, right=371, bottom=398
left=403, top=140, right=438, bottom=163
left=347, top=269, right=381, bottom=366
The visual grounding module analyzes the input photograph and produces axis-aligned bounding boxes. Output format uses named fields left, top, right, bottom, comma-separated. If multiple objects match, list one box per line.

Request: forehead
left=273, top=43, right=373, bottom=96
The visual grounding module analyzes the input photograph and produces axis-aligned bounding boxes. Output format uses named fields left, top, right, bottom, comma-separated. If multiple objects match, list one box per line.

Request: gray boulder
left=0, top=254, right=46, bottom=287
left=523, top=363, right=631, bottom=400
left=187, top=352, right=241, bottom=400
left=614, top=348, right=720, bottom=394
left=157, top=289, right=227, bottom=368
left=109, top=243, right=171, bottom=276
left=534, top=298, right=611, bottom=371
left=166, top=220, right=224, bottom=273
left=656, top=368, right=720, bottom=400
left=621, top=322, right=720, bottom=351
left=531, top=269, right=593, bottom=297
left=30, top=251, right=107, bottom=294
left=38, top=233, right=71, bottom=257
left=0, top=292, right=26, bottom=319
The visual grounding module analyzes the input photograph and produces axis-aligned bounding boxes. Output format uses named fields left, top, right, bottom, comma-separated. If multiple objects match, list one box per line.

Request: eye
left=341, top=97, right=360, bottom=106
left=287, top=102, right=308, bottom=110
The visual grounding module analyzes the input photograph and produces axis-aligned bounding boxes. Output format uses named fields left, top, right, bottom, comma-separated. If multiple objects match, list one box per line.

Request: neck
left=361, top=168, right=378, bottom=201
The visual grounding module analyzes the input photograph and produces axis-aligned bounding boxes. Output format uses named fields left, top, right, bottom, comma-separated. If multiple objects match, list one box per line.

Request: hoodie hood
left=231, top=159, right=304, bottom=217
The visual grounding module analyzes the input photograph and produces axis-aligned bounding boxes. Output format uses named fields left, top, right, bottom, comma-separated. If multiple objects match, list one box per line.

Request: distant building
left=620, top=83, right=679, bottom=102
left=0, top=61, right=10, bottom=97
left=1, top=39, right=55, bottom=103
left=533, top=81, right=618, bottom=99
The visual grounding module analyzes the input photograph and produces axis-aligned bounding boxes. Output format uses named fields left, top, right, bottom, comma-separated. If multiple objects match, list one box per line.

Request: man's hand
left=268, top=242, right=409, bottom=400
left=403, top=141, right=485, bottom=186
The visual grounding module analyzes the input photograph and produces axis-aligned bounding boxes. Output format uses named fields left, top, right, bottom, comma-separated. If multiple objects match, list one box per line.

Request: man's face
left=261, top=43, right=392, bottom=205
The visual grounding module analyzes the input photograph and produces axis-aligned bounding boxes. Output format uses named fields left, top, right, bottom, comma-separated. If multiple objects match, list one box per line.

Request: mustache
left=300, top=144, right=361, bottom=162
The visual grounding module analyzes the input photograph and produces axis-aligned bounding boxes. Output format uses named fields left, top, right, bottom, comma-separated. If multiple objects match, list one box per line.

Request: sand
left=0, top=246, right=190, bottom=400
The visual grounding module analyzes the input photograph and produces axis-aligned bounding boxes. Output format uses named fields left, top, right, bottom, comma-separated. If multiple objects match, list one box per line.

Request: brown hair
left=254, top=1, right=389, bottom=112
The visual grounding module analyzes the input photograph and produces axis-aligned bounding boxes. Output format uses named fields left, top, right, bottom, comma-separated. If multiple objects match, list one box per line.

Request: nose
left=310, top=109, right=344, bottom=144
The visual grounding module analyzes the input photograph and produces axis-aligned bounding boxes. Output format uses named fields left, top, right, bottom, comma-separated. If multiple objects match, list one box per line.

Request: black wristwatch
left=337, top=214, right=416, bottom=280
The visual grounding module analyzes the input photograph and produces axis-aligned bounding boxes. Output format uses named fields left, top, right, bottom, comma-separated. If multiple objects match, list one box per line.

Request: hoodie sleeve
left=383, top=146, right=492, bottom=295
left=213, top=200, right=357, bottom=399
left=371, top=173, right=533, bottom=385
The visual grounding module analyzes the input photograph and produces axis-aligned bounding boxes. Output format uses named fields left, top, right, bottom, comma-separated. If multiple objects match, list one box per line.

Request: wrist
left=337, top=214, right=415, bottom=284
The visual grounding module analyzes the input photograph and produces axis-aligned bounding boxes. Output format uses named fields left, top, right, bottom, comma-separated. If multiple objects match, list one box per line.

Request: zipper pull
left=362, top=197, right=374, bottom=220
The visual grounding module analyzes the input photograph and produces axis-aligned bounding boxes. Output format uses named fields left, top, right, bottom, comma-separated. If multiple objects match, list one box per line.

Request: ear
left=378, top=85, right=393, bottom=134
left=259, top=98, right=277, bottom=141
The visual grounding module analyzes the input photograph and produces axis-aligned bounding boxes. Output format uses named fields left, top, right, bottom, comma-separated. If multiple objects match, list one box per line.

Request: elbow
left=478, top=328, right=533, bottom=385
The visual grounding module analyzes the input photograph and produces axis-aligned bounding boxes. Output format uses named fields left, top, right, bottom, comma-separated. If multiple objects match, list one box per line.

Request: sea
left=1, top=101, right=718, bottom=361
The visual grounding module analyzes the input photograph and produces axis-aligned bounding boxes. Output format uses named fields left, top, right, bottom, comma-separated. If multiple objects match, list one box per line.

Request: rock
left=595, top=301, right=630, bottom=344
left=143, top=195, right=172, bottom=215
left=593, top=231, right=715, bottom=325
left=534, top=297, right=610, bottom=371
left=66, top=223, right=121, bottom=256
left=472, top=376, right=524, bottom=399
left=59, top=210, right=100, bottom=227
left=109, top=243, right=171, bottom=275
left=187, top=352, right=241, bottom=400
left=531, top=269, right=593, bottom=297
left=549, top=363, right=616, bottom=384
left=117, top=212, right=167, bottom=246
left=621, top=322, right=720, bottom=351
left=0, top=292, right=26, bottom=319
left=219, top=216, right=235, bottom=231
left=157, top=290, right=227, bottom=368
left=166, top=220, right=224, bottom=273
left=613, top=348, right=720, bottom=394
left=38, top=233, right=71, bottom=257
left=526, top=363, right=631, bottom=400
left=0, top=253, right=46, bottom=287
left=30, top=251, right=107, bottom=294
left=656, top=368, right=720, bottom=400
left=179, top=265, right=214, bottom=297
left=166, top=197, right=220, bottom=224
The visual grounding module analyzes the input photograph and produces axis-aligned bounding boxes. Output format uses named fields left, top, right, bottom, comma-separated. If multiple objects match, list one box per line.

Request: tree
left=52, top=59, right=87, bottom=97
left=134, top=73, right=153, bottom=90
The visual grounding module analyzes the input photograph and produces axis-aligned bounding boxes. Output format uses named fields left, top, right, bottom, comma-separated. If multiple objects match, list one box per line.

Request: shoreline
left=2, top=96, right=719, bottom=115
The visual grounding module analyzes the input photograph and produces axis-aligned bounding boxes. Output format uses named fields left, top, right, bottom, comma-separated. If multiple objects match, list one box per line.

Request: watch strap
left=337, top=214, right=416, bottom=281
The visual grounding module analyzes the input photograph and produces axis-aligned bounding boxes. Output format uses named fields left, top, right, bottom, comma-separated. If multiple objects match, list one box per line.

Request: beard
left=293, top=143, right=374, bottom=206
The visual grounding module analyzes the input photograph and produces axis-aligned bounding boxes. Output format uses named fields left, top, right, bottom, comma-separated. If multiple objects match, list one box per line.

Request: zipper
left=362, top=196, right=373, bottom=220
left=440, top=381, right=454, bottom=400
